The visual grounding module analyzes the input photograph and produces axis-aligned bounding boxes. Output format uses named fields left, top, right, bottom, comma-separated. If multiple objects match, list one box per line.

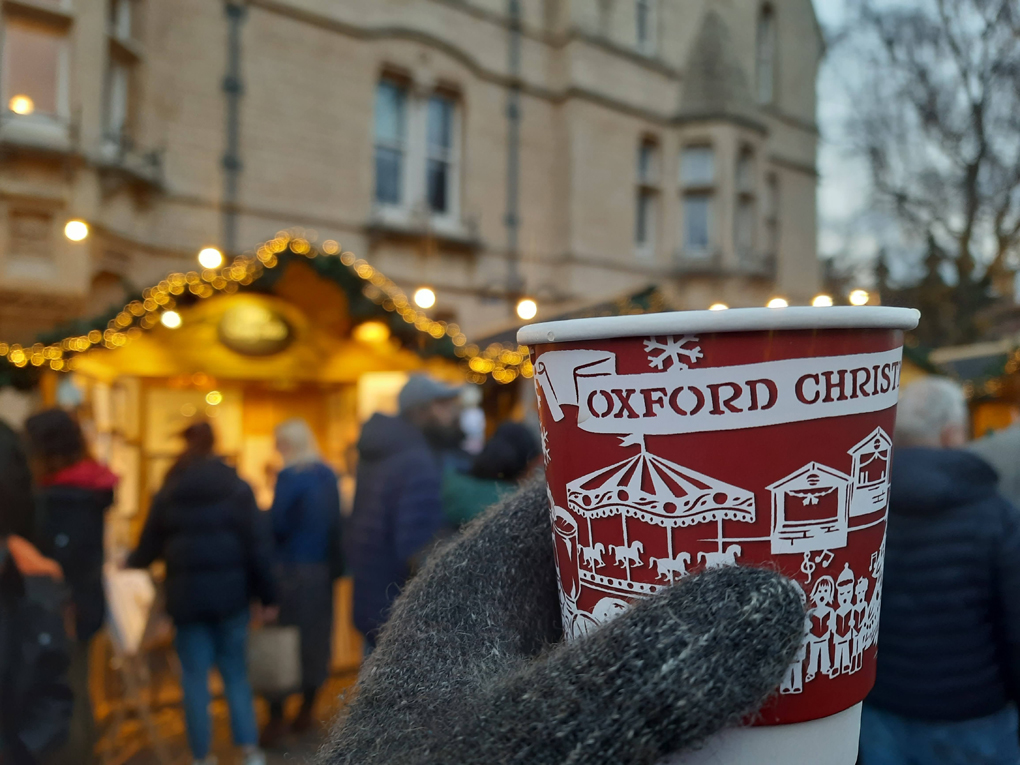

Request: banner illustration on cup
left=520, top=307, right=920, bottom=764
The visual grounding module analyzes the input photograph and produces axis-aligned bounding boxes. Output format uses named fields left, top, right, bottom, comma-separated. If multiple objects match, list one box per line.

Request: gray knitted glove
left=322, top=480, right=805, bottom=765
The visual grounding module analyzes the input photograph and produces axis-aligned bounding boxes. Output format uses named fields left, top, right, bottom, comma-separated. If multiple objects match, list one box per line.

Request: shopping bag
left=247, top=625, right=302, bottom=696
left=103, top=564, right=155, bottom=656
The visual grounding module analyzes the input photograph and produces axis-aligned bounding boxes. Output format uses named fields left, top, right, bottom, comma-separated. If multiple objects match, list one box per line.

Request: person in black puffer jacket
left=128, top=422, right=276, bottom=765
left=24, top=409, right=117, bottom=765
left=859, top=377, right=1020, bottom=765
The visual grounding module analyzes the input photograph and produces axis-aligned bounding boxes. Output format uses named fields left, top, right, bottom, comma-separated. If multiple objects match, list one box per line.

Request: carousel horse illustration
left=609, top=540, right=644, bottom=567
left=579, top=542, right=606, bottom=568
left=651, top=552, right=692, bottom=581
left=698, top=544, right=742, bottom=569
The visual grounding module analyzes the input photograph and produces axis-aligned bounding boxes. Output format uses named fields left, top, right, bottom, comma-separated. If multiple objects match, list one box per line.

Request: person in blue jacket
left=259, top=418, right=342, bottom=747
left=349, top=375, right=461, bottom=651
left=859, top=377, right=1020, bottom=765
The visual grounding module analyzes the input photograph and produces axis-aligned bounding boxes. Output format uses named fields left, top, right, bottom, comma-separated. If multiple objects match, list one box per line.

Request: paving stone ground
left=97, top=672, right=358, bottom=765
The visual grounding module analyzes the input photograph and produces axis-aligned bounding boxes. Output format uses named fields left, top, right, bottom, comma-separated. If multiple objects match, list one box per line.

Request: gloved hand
left=322, top=481, right=805, bottom=765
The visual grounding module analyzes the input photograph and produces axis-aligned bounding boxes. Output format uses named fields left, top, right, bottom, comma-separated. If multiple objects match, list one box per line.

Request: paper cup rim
left=517, top=306, right=920, bottom=346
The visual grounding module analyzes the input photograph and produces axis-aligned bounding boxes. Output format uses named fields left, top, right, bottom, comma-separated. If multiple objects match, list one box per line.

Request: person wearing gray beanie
left=321, top=480, right=806, bottom=764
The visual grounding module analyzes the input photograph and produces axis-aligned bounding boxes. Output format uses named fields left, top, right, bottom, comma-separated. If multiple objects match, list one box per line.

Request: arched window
left=756, top=4, right=776, bottom=104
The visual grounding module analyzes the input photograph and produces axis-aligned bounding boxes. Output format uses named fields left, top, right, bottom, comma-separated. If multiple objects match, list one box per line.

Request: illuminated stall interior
left=51, top=247, right=469, bottom=672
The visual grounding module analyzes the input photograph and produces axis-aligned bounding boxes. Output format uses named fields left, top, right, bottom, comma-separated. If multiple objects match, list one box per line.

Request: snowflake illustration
left=643, top=335, right=703, bottom=371
left=540, top=425, right=551, bottom=464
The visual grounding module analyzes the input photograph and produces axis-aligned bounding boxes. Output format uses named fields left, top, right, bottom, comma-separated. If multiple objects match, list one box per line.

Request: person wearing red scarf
left=24, top=410, right=117, bottom=765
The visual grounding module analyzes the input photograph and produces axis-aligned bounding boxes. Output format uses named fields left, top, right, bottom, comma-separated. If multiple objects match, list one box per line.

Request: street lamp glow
left=849, top=289, right=870, bottom=306
left=198, top=247, right=224, bottom=269
left=516, top=298, right=538, bottom=320
left=767, top=297, right=789, bottom=309
left=160, top=310, right=182, bottom=329
left=709, top=303, right=728, bottom=311
left=413, top=287, right=436, bottom=309
left=9, top=95, right=34, bottom=115
left=64, top=220, right=89, bottom=241
left=812, top=294, right=834, bottom=307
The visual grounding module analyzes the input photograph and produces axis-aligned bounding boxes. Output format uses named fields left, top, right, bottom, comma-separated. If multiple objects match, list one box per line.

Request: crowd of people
left=5, top=369, right=1020, bottom=764
left=0, top=374, right=539, bottom=764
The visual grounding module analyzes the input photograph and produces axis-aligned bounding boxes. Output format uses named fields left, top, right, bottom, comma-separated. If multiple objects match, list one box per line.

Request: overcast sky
left=812, top=0, right=880, bottom=279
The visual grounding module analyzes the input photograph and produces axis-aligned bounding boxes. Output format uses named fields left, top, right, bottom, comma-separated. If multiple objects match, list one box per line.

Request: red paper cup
left=519, top=306, right=919, bottom=765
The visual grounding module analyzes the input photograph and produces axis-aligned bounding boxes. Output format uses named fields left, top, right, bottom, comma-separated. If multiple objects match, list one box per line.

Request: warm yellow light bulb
left=516, top=298, right=538, bottom=320
left=849, top=289, right=870, bottom=306
left=767, top=297, right=789, bottom=309
left=708, top=303, right=728, bottom=311
left=205, top=390, right=223, bottom=406
left=414, top=287, right=436, bottom=309
left=160, top=310, right=182, bottom=329
left=353, top=320, right=391, bottom=344
left=812, top=294, right=834, bottom=307
left=64, top=220, right=89, bottom=241
left=198, top=247, right=224, bottom=269
left=9, top=95, right=34, bottom=115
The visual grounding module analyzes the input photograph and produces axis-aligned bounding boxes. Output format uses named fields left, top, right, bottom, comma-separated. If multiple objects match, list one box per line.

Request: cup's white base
left=662, top=703, right=862, bottom=765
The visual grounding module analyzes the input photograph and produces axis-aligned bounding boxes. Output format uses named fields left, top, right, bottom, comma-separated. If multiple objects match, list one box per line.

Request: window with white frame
left=104, top=60, right=130, bottom=142
left=756, top=4, right=776, bottom=105
left=1, top=16, right=69, bottom=120
left=374, top=80, right=408, bottom=207
left=635, top=139, right=659, bottom=257
left=765, top=172, right=779, bottom=256
left=374, top=79, right=461, bottom=220
left=636, top=0, right=656, bottom=54
left=426, top=94, right=455, bottom=215
left=680, top=146, right=714, bottom=257
left=735, top=148, right=756, bottom=261
left=103, top=0, right=140, bottom=150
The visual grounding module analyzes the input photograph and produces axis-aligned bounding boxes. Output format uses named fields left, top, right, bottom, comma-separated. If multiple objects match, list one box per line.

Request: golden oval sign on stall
left=218, top=303, right=293, bottom=356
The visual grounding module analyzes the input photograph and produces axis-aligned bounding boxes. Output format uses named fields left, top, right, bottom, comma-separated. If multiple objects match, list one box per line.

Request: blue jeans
left=860, top=703, right=1020, bottom=765
left=174, top=610, right=258, bottom=759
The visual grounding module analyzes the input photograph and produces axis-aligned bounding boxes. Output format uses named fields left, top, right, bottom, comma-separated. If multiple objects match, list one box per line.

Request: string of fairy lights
left=0, top=228, right=534, bottom=385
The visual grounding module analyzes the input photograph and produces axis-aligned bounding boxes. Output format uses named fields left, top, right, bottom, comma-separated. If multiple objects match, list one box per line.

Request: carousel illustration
left=565, top=434, right=755, bottom=600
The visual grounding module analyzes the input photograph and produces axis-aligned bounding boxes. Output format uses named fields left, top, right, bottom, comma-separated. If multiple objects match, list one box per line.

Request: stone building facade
left=0, top=0, right=823, bottom=343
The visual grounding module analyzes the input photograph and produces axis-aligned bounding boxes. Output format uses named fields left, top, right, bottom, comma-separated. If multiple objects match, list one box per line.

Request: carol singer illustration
left=534, top=328, right=903, bottom=724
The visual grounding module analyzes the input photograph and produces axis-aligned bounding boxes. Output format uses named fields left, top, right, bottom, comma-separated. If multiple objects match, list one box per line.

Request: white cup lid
left=517, top=307, right=920, bottom=346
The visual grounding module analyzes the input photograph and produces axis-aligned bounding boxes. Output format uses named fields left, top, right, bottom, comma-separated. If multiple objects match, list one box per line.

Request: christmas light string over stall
left=0, top=230, right=535, bottom=385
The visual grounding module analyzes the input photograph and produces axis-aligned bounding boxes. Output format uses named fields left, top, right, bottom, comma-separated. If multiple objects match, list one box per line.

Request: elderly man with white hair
left=858, top=376, right=1020, bottom=765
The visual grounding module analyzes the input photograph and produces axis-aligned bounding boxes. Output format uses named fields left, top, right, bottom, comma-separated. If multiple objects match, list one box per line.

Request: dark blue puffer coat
left=127, top=457, right=276, bottom=624
left=867, top=447, right=1020, bottom=721
left=349, top=414, right=446, bottom=645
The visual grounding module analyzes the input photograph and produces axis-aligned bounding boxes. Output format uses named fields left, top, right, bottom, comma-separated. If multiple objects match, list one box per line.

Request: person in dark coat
left=859, top=377, right=1020, bottom=765
left=259, top=418, right=342, bottom=747
left=350, top=375, right=461, bottom=650
left=23, top=409, right=117, bottom=764
left=0, top=421, right=35, bottom=541
left=127, top=422, right=276, bottom=765
left=0, top=423, right=72, bottom=765
left=442, top=421, right=541, bottom=528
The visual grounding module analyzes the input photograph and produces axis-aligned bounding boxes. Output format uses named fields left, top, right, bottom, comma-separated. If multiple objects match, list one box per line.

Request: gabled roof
left=676, top=9, right=765, bottom=132
left=848, top=427, right=892, bottom=456
left=767, top=461, right=851, bottom=491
